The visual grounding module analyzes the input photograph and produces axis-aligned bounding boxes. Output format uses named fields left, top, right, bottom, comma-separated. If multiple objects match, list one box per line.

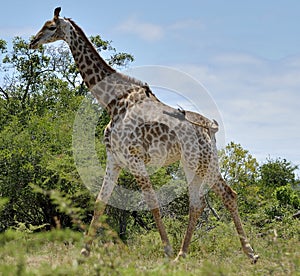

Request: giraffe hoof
left=251, top=254, right=259, bottom=264
left=80, top=247, right=90, bottom=257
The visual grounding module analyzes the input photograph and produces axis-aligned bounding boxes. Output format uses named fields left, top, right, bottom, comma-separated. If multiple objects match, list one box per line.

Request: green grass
left=0, top=219, right=299, bottom=276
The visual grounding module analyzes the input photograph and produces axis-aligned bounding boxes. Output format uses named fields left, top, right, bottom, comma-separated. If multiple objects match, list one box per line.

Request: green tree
left=0, top=35, right=134, bottom=232
left=219, top=142, right=259, bottom=186
left=259, top=158, right=300, bottom=219
left=275, top=185, right=300, bottom=209
left=218, top=142, right=260, bottom=213
left=260, top=158, right=298, bottom=190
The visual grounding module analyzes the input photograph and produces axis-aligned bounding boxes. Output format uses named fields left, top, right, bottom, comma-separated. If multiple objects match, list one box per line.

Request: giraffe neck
left=64, top=19, right=115, bottom=86
left=62, top=18, right=157, bottom=116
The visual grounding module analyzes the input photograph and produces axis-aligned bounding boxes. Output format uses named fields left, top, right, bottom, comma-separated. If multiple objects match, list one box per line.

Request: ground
left=0, top=218, right=299, bottom=276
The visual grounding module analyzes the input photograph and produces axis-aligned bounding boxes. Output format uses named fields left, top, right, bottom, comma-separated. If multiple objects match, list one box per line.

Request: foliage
left=218, top=142, right=260, bottom=214
left=90, top=35, right=134, bottom=68
left=0, top=39, right=6, bottom=53
left=0, top=109, right=91, bottom=231
left=260, top=158, right=298, bottom=189
left=275, top=185, right=300, bottom=209
left=0, top=35, right=133, bottom=232
left=219, top=141, right=259, bottom=186
left=0, top=217, right=299, bottom=275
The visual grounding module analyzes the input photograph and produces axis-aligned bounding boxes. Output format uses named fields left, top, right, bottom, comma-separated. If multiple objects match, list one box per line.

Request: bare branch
left=0, top=86, right=9, bottom=100
left=205, top=195, right=220, bottom=220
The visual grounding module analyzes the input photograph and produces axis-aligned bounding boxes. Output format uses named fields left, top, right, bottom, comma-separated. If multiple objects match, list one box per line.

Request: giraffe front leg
left=81, top=155, right=121, bottom=257
left=133, top=169, right=173, bottom=258
left=213, top=176, right=259, bottom=263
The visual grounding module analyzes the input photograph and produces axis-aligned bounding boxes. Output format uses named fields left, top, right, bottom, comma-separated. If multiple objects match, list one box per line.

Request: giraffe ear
left=54, top=7, right=61, bottom=20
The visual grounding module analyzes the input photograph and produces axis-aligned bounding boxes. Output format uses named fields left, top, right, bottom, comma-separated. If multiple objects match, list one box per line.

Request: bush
left=275, top=185, right=300, bottom=209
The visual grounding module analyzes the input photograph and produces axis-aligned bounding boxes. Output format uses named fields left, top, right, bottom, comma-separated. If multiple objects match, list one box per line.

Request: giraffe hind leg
left=212, top=175, right=259, bottom=263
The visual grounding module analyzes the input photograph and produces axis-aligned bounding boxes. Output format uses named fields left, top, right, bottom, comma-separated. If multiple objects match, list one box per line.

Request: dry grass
left=0, top=219, right=299, bottom=276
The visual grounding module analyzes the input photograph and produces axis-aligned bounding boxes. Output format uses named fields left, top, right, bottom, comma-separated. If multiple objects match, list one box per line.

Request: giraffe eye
left=48, top=26, right=57, bottom=31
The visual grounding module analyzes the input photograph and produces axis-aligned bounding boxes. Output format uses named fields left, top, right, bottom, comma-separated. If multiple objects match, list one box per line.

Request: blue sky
left=1, top=1, right=300, bottom=174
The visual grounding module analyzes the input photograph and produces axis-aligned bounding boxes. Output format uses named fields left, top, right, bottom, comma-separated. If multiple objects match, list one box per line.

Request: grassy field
left=0, top=218, right=299, bottom=276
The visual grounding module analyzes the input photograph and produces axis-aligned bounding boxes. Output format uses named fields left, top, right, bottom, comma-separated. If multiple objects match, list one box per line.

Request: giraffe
left=29, top=7, right=259, bottom=263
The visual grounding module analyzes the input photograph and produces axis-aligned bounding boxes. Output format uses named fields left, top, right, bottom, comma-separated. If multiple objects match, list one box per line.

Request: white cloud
left=168, top=19, right=204, bottom=31
left=0, top=26, right=36, bottom=38
left=115, top=17, right=204, bottom=42
left=174, top=54, right=300, bottom=167
left=212, top=53, right=264, bottom=66
left=115, top=17, right=164, bottom=42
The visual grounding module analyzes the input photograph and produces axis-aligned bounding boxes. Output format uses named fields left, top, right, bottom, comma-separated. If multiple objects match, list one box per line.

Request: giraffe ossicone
left=29, top=7, right=259, bottom=263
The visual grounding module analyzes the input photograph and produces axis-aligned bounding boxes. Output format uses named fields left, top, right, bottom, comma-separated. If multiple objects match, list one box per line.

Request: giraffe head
left=29, top=7, right=66, bottom=49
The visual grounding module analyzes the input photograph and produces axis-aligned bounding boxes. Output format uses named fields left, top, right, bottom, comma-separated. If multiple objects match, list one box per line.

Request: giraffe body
left=29, top=7, right=258, bottom=263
